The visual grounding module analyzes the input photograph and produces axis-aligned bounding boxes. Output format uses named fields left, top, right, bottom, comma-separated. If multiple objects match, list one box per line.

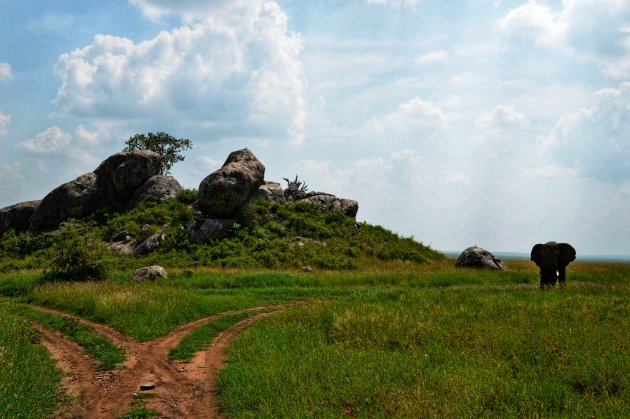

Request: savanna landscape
left=1, top=181, right=629, bottom=417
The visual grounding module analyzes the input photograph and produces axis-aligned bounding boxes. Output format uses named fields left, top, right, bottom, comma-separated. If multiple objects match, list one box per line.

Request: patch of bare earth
left=32, top=305, right=288, bottom=418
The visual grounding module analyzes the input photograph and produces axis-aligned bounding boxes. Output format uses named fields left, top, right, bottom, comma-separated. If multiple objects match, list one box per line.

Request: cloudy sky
left=1, top=0, right=629, bottom=256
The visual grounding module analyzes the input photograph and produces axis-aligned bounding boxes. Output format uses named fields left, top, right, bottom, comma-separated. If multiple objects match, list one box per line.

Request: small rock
left=139, top=382, right=156, bottom=391
left=302, top=266, right=313, bottom=273
left=132, top=266, right=168, bottom=280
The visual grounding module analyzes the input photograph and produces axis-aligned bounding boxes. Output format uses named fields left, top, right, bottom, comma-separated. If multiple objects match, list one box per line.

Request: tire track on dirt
left=29, top=304, right=290, bottom=418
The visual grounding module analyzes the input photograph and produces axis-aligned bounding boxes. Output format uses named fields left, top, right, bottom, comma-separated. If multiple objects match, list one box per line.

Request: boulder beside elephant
left=530, top=241, right=576, bottom=290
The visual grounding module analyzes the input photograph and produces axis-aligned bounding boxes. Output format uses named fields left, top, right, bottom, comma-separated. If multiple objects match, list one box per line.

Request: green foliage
left=0, top=304, right=62, bottom=418
left=123, top=131, right=193, bottom=175
left=176, top=188, right=199, bottom=205
left=168, top=311, right=254, bottom=362
left=0, top=230, right=52, bottom=258
left=11, top=304, right=126, bottom=370
left=120, top=407, right=160, bottom=419
left=46, top=220, right=112, bottom=281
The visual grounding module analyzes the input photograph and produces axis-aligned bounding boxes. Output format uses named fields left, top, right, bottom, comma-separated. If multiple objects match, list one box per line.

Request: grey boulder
left=30, top=173, right=99, bottom=233
left=133, top=233, right=166, bottom=256
left=126, top=175, right=183, bottom=209
left=187, top=217, right=234, bottom=244
left=132, top=265, right=168, bottom=280
left=198, top=148, right=265, bottom=217
left=455, top=246, right=508, bottom=270
left=301, top=194, right=359, bottom=219
left=257, top=181, right=284, bottom=201
left=0, top=200, right=40, bottom=235
left=95, top=150, right=162, bottom=199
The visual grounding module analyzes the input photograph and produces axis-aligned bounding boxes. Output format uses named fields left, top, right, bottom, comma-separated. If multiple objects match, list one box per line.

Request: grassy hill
left=0, top=190, right=443, bottom=274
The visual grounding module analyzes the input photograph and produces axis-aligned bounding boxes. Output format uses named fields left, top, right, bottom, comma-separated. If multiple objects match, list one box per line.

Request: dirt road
left=36, top=305, right=286, bottom=418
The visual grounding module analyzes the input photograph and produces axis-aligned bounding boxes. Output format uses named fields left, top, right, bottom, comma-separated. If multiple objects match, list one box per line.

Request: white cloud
left=16, top=126, right=72, bottom=153
left=366, top=97, right=448, bottom=135
left=443, top=171, right=471, bottom=185
left=500, top=0, right=630, bottom=77
left=520, top=165, right=578, bottom=178
left=367, top=0, right=424, bottom=9
left=54, top=0, right=306, bottom=144
left=391, top=149, right=422, bottom=164
left=0, top=63, right=12, bottom=81
left=414, top=51, right=448, bottom=65
left=538, top=82, right=630, bottom=182
left=0, top=111, right=11, bottom=138
left=499, top=0, right=567, bottom=47
left=474, top=105, right=529, bottom=130
left=74, top=124, right=99, bottom=146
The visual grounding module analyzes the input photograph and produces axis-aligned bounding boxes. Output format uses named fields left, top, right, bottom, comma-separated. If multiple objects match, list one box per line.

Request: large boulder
left=198, top=148, right=265, bottom=217
left=0, top=200, right=41, bottom=235
left=95, top=150, right=162, bottom=199
left=455, top=246, right=508, bottom=271
left=257, top=181, right=284, bottom=202
left=301, top=193, right=359, bottom=219
left=30, top=173, right=99, bottom=233
left=125, top=175, right=183, bottom=209
left=29, top=150, right=163, bottom=232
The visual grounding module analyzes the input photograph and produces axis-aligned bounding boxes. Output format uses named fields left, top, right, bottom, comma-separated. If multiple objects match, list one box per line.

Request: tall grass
left=219, top=277, right=630, bottom=417
left=0, top=305, right=61, bottom=418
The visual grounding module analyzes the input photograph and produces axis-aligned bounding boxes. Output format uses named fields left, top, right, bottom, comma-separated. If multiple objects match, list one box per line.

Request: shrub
left=45, top=220, right=112, bottom=280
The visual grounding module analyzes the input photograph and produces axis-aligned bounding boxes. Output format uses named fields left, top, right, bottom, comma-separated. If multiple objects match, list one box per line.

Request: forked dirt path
left=32, top=304, right=291, bottom=418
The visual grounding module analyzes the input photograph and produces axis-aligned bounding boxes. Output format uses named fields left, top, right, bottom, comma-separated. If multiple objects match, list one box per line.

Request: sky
left=1, top=0, right=629, bottom=256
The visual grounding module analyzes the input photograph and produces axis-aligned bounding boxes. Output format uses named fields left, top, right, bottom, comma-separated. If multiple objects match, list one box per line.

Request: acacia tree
left=123, top=132, right=193, bottom=175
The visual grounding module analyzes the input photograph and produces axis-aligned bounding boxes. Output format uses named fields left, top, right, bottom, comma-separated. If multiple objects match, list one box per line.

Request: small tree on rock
left=283, top=175, right=309, bottom=200
left=124, top=132, right=193, bottom=175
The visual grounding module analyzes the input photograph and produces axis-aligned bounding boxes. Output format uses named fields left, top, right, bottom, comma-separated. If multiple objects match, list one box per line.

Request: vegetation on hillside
left=0, top=190, right=443, bottom=275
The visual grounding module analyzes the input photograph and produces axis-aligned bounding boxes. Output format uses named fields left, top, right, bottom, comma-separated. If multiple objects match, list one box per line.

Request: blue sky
left=1, top=0, right=629, bottom=255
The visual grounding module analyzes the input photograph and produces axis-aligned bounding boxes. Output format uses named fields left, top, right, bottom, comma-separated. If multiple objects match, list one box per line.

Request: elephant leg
left=558, top=266, right=567, bottom=288
left=540, top=269, right=555, bottom=290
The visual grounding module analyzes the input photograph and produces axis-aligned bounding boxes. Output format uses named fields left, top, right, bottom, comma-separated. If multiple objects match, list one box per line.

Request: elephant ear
left=530, top=244, right=544, bottom=267
left=558, top=243, right=576, bottom=265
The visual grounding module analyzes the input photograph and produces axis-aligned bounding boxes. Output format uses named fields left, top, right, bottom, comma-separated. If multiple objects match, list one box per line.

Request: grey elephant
left=530, top=242, right=576, bottom=290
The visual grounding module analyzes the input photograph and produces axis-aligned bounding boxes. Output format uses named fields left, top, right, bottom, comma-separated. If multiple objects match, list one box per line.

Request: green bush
left=45, top=220, right=112, bottom=280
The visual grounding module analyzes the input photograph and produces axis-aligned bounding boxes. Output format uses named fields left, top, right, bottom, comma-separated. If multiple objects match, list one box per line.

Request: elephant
left=530, top=242, right=576, bottom=290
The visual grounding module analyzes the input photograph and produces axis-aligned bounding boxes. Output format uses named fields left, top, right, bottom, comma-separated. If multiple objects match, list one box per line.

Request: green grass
left=168, top=311, right=256, bottom=362
left=0, top=261, right=629, bottom=417
left=7, top=303, right=125, bottom=370
left=218, top=269, right=630, bottom=417
left=0, top=305, right=62, bottom=418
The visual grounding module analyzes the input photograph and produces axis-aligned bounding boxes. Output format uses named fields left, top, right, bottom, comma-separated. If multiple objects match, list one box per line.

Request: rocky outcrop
left=0, top=200, right=41, bottom=235
left=29, top=150, right=163, bottom=233
left=257, top=181, right=284, bottom=201
left=133, top=233, right=166, bottom=256
left=198, top=148, right=265, bottom=218
left=126, top=175, right=183, bottom=209
left=132, top=265, right=168, bottom=280
left=301, top=193, right=359, bottom=219
left=455, top=246, right=508, bottom=270
left=94, top=150, right=162, bottom=200
left=186, top=217, right=234, bottom=245
left=30, top=173, right=100, bottom=233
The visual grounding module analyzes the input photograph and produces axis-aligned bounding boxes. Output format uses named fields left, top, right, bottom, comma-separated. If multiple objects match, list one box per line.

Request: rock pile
left=1, top=147, right=360, bottom=253
left=0, top=150, right=183, bottom=234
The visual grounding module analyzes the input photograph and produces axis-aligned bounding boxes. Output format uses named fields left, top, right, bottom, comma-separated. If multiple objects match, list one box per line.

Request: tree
left=46, top=220, right=111, bottom=280
left=123, top=132, right=193, bottom=175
